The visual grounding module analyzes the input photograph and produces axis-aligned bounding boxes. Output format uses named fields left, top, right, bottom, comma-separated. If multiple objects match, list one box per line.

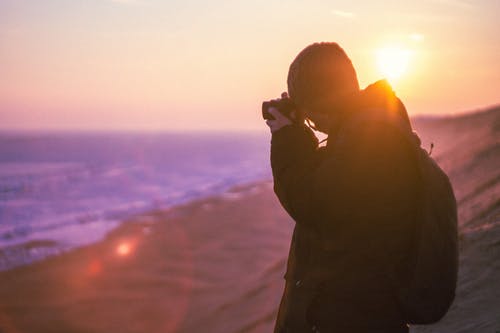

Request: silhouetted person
left=264, top=42, right=419, bottom=332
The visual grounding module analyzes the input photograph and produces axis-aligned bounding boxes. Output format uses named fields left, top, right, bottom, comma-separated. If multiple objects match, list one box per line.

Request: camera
left=262, top=98, right=296, bottom=121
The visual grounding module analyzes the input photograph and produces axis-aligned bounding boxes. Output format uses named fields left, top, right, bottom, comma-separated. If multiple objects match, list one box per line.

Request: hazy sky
left=1, top=0, right=499, bottom=131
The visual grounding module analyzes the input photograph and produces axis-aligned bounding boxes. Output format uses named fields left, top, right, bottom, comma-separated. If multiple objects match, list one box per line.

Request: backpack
left=397, top=129, right=459, bottom=325
left=342, top=111, right=459, bottom=325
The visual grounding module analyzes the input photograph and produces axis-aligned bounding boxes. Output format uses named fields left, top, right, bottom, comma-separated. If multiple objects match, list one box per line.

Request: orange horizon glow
left=0, top=1, right=498, bottom=131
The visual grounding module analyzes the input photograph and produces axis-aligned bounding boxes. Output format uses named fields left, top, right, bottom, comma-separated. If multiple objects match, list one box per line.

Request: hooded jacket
left=271, top=80, right=419, bottom=332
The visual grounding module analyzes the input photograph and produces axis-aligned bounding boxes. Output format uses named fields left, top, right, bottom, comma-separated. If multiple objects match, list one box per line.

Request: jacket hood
left=358, top=79, right=411, bottom=128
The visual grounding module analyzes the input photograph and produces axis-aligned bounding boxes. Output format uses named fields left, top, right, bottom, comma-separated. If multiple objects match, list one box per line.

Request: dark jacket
left=272, top=81, right=419, bottom=332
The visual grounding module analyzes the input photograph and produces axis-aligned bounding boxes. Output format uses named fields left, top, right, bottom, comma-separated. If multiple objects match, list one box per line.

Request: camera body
left=262, top=98, right=296, bottom=121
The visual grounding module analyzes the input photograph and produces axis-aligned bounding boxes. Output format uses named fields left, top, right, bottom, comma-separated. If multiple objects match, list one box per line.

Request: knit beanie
left=287, top=42, right=360, bottom=111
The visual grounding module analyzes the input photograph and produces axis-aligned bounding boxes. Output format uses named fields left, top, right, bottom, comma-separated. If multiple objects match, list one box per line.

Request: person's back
left=264, top=43, right=420, bottom=332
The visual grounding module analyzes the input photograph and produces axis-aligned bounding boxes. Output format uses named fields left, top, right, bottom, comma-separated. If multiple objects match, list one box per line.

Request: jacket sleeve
left=270, top=123, right=321, bottom=225
left=271, top=120, right=418, bottom=233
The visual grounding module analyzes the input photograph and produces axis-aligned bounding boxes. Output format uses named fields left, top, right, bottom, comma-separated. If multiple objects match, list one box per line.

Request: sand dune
left=0, top=107, right=498, bottom=333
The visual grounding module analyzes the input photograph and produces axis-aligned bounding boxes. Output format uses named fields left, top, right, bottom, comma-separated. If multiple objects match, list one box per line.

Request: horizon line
left=1, top=104, right=497, bottom=133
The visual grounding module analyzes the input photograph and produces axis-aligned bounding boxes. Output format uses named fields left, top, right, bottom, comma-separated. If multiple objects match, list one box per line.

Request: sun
left=376, top=46, right=412, bottom=82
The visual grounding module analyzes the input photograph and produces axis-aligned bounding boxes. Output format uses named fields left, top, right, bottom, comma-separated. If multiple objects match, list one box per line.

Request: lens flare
left=116, top=242, right=132, bottom=256
left=87, top=260, right=103, bottom=276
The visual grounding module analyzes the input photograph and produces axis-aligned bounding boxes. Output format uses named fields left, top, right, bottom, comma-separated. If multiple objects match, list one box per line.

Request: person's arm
left=270, top=123, right=320, bottom=224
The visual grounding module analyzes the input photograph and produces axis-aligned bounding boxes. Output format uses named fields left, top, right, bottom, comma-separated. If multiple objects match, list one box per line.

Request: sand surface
left=0, top=107, right=499, bottom=333
left=0, top=182, right=293, bottom=333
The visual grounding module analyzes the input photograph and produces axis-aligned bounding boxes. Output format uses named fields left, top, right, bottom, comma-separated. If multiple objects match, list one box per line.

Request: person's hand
left=265, top=92, right=295, bottom=133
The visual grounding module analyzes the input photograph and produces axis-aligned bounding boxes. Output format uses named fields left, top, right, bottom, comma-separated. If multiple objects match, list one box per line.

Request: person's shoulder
left=328, top=113, right=417, bottom=166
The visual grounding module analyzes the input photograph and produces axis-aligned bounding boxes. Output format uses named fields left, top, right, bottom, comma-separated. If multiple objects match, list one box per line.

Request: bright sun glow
left=376, top=46, right=412, bottom=82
